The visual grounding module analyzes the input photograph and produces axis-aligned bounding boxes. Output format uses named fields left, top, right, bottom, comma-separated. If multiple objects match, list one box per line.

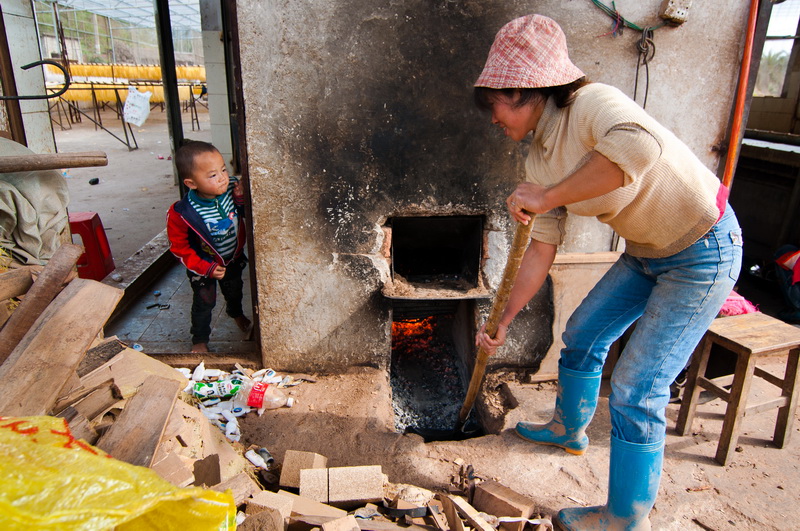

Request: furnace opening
left=391, top=216, right=483, bottom=289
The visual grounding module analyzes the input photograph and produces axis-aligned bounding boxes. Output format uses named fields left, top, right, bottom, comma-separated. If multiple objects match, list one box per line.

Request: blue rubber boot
left=515, top=361, right=602, bottom=455
left=555, top=436, right=664, bottom=530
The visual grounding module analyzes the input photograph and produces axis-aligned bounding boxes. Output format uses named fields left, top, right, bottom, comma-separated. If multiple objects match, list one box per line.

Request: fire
left=392, top=316, right=436, bottom=353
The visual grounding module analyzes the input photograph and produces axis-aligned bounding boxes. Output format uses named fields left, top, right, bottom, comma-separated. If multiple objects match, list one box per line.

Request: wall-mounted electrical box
left=659, top=0, right=692, bottom=25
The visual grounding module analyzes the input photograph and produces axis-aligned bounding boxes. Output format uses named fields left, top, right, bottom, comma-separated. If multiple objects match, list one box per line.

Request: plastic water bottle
left=235, top=379, right=293, bottom=409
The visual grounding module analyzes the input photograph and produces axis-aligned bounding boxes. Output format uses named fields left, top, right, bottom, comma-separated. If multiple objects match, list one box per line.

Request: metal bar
left=57, top=96, right=136, bottom=149
left=153, top=0, right=185, bottom=193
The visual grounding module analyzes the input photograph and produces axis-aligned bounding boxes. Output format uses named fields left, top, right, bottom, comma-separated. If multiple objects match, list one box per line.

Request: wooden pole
left=0, top=151, right=107, bottom=173
left=457, top=215, right=535, bottom=426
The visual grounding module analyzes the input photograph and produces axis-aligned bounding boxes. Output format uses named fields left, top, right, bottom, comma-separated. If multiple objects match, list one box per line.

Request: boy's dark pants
left=188, top=254, right=247, bottom=345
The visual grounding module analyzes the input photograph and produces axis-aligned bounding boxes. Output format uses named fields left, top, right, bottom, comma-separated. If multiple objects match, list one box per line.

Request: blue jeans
left=560, top=207, right=743, bottom=444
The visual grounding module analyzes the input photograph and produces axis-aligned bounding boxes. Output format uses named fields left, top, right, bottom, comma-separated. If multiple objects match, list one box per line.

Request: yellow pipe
left=46, top=63, right=206, bottom=82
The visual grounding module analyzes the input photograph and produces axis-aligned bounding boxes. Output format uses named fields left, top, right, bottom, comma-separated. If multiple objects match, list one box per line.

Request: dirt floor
left=236, top=359, right=799, bottom=530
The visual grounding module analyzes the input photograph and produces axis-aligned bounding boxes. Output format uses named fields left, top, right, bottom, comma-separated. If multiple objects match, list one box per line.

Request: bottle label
left=193, top=378, right=243, bottom=399
left=248, top=382, right=269, bottom=407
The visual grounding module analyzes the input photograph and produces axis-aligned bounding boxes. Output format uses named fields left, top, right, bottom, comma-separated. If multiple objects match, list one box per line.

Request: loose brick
left=472, top=481, right=536, bottom=531
left=238, top=508, right=284, bottom=531
left=247, top=490, right=294, bottom=520
left=300, top=467, right=329, bottom=502
left=279, top=450, right=327, bottom=488
left=328, top=465, right=385, bottom=507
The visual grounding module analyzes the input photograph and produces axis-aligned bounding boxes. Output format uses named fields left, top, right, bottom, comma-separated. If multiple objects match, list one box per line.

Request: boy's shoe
left=234, top=315, right=252, bottom=333
left=191, top=343, right=209, bottom=353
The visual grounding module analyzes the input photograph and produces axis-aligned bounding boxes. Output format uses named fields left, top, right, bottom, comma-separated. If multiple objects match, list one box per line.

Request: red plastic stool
left=68, top=211, right=115, bottom=281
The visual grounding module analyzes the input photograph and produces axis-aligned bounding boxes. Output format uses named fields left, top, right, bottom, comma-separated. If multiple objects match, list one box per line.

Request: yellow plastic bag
left=0, top=416, right=236, bottom=530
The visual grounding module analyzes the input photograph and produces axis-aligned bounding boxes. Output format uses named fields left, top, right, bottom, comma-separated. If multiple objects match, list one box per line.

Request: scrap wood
left=150, top=451, right=195, bottom=488
left=0, top=267, right=34, bottom=301
left=212, top=472, right=263, bottom=506
left=174, top=399, right=246, bottom=480
left=425, top=500, right=449, bottom=531
left=52, top=376, right=112, bottom=415
left=278, top=489, right=347, bottom=519
left=68, top=380, right=124, bottom=423
left=95, top=375, right=181, bottom=467
left=0, top=278, right=123, bottom=416
left=0, top=244, right=84, bottom=365
left=291, top=514, right=436, bottom=531
left=435, top=494, right=465, bottom=531
left=78, top=346, right=188, bottom=398
left=446, top=494, right=494, bottom=531
left=56, top=405, right=98, bottom=444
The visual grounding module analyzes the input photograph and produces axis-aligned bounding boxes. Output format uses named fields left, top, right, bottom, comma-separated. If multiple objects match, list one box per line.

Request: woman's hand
left=475, top=322, right=508, bottom=356
left=507, top=182, right=550, bottom=224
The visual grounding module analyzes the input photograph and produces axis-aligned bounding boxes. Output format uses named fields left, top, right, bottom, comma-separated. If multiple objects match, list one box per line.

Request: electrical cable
left=591, top=0, right=665, bottom=108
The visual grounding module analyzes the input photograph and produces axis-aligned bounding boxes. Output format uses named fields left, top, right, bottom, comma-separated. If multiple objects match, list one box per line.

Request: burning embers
left=390, top=313, right=466, bottom=433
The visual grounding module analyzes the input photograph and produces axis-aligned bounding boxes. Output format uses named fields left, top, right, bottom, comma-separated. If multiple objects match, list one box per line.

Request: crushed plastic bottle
left=234, top=379, right=293, bottom=410
left=244, top=449, right=269, bottom=469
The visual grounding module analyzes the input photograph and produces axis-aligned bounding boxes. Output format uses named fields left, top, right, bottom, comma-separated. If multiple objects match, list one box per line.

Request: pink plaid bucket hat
left=475, top=14, right=584, bottom=89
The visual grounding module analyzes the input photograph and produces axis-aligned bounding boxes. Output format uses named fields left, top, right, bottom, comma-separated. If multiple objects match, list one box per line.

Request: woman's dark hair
left=474, top=77, right=590, bottom=111
left=175, top=139, right=219, bottom=180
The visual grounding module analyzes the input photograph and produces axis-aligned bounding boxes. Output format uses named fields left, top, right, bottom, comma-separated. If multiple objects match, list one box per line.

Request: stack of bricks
left=279, top=449, right=386, bottom=508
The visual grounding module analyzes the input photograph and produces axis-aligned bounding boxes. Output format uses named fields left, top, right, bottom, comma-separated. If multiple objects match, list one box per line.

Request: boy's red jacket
left=166, top=188, right=246, bottom=277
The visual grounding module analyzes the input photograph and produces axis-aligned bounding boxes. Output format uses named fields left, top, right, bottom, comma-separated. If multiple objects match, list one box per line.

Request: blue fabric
left=515, top=361, right=602, bottom=454
left=556, top=435, right=664, bottom=530
left=559, top=206, right=742, bottom=444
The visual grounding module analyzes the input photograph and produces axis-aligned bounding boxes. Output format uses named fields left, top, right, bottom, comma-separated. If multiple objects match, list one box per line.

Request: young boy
left=167, top=140, right=251, bottom=352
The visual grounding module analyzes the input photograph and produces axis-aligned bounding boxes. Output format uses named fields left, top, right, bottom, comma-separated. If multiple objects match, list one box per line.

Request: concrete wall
left=199, top=0, right=234, bottom=170
left=1, top=0, right=55, bottom=153
left=237, top=0, right=751, bottom=373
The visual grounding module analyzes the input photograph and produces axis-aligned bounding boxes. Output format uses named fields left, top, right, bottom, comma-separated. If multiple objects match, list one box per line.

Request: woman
left=474, top=15, right=742, bottom=530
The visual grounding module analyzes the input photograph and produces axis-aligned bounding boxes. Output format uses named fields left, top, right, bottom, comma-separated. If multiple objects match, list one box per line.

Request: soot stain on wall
left=291, top=1, right=525, bottom=253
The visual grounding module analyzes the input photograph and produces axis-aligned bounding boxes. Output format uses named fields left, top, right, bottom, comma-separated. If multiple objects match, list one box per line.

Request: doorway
left=34, top=0, right=258, bottom=357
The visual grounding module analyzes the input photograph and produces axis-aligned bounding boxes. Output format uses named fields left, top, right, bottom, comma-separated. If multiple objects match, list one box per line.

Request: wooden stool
left=676, top=312, right=800, bottom=465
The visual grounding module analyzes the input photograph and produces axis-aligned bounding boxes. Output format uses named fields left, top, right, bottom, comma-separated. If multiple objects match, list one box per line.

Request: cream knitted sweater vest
left=527, top=83, right=722, bottom=258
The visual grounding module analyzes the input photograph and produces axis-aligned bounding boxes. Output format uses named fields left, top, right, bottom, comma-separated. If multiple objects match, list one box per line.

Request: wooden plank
left=425, top=500, right=449, bottom=531
left=70, top=381, right=122, bottom=422
left=102, top=230, right=173, bottom=325
left=78, top=347, right=188, bottom=398
left=213, top=472, right=263, bottom=505
left=0, top=244, right=84, bottom=365
left=0, top=151, right=107, bottom=173
left=95, top=375, right=181, bottom=467
left=447, top=495, right=494, bottom=531
left=56, top=405, right=98, bottom=444
left=150, top=451, right=195, bottom=487
left=0, top=278, right=122, bottom=416
left=0, top=267, right=33, bottom=301
left=435, top=494, right=464, bottom=531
